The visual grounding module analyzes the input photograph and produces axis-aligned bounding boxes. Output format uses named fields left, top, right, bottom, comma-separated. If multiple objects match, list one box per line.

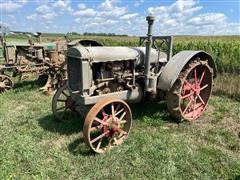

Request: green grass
left=0, top=82, right=239, bottom=179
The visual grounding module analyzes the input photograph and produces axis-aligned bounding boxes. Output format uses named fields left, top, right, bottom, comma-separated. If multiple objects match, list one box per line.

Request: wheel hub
left=103, top=116, right=121, bottom=137
left=65, top=97, right=75, bottom=111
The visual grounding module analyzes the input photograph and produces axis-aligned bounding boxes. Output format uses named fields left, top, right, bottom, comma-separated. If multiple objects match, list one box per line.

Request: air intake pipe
left=144, top=15, right=155, bottom=92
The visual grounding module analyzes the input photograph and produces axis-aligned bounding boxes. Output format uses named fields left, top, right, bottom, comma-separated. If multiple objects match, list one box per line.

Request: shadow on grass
left=131, top=101, right=178, bottom=124
left=37, top=114, right=93, bottom=156
left=235, top=175, right=240, bottom=180
left=37, top=114, right=84, bottom=135
left=13, top=79, right=43, bottom=92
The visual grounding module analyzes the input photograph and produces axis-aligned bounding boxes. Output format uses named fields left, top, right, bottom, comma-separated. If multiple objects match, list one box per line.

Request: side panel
left=157, top=50, right=216, bottom=91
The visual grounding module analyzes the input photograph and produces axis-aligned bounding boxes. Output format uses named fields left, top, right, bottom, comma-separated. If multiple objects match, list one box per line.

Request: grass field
left=0, top=35, right=240, bottom=179
left=0, top=80, right=239, bottom=179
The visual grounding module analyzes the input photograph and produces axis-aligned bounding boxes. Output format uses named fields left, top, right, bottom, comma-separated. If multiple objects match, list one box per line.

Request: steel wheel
left=83, top=98, right=132, bottom=153
left=166, top=60, right=213, bottom=121
left=0, top=75, right=14, bottom=93
left=52, top=83, right=76, bottom=121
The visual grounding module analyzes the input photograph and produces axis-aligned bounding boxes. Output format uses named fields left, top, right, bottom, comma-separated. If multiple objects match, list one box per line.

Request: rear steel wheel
left=166, top=60, right=213, bottom=121
left=52, top=83, right=76, bottom=121
left=0, top=75, right=14, bottom=93
left=83, top=98, right=132, bottom=153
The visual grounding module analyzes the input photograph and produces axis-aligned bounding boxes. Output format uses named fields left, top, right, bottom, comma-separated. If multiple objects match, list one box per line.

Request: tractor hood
left=67, top=46, right=167, bottom=66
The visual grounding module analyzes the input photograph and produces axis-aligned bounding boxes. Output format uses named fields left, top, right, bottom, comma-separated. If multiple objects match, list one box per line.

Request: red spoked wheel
left=83, top=98, right=132, bottom=153
left=0, top=75, right=14, bottom=93
left=166, top=60, right=213, bottom=121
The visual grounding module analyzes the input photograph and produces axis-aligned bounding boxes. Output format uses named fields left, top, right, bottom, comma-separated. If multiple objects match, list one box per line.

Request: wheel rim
left=0, top=75, right=14, bottom=93
left=83, top=98, right=132, bottom=153
left=179, top=63, right=212, bottom=120
left=52, top=84, right=76, bottom=121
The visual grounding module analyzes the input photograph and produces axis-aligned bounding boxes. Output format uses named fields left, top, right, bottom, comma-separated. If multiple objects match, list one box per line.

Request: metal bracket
left=139, top=36, right=173, bottom=62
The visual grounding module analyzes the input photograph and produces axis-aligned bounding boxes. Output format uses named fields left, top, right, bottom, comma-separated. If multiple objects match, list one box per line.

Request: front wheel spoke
left=62, top=91, right=69, bottom=97
left=90, top=126, right=101, bottom=132
left=101, top=109, right=107, bottom=116
left=94, top=117, right=107, bottom=125
left=57, top=99, right=66, bottom=102
left=111, top=103, right=115, bottom=118
left=56, top=106, right=65, bottom=111
left=91, top=131, right=109, bottom=144
left=96, top=138, right=103, bottom=150
left=119, top=120, right=127, bottom=124
left=114, top=104, right=121, bottom=113
left=115, top=108, right=124, bottom=117
left=200, top=84, right=208, bottom=91
left=114, top=133, right=126, bottom=145
left=119, top=112, right=126, bottom=121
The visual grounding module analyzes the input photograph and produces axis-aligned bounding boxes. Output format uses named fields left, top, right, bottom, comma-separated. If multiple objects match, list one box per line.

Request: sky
left=0, top=0, right=240, bottom=36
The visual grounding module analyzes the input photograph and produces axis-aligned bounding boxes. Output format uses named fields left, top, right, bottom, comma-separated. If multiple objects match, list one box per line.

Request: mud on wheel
left=0, top=74, right=14, bottom=93
left=166, top=59, right=213, bottom=121
left=83, top=98, right=132, bottom=153
left=52, top=83, right=76, bottom=121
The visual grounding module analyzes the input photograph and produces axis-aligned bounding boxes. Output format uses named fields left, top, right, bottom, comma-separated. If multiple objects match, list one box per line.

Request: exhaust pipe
left=144, top=15, right=155, bottom=92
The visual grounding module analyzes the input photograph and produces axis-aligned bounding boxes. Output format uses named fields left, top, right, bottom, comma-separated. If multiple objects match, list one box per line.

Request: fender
left=157, top=50, right=216, bottom=91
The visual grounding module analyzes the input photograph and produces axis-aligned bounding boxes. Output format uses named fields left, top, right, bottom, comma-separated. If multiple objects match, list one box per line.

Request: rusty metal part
left=166, top=60, right=213, bottom=121
left=83, top=98, right=132, bottom=153
left=52, top=83, right=77, bottom=121
left=0, top=74, right=14, bottom=93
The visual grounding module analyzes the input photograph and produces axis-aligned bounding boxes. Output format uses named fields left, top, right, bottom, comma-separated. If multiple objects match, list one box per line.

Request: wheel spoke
left=200, top=84, right=208, bottom=91
left=119, top=112, right=126, bottom=121
left=62, top=91, right=69, bottom=97
left=114, top=103, right=121, bottom=113
left=199, top=69, right=206, bottom=85
left=90, top=126, right=101, bottom=132
left=194, top=68, right=198, bottom=86
left=115, top=108, right=124, bottom=117
left=184, top=80, right=193, bottom=89
left=119, top=120, right=127, bottom=124
left=197, top=94, right=205, bottom=105
left=192, top=96, right=196, bottom=118
left=57, top=99, right=66, bottom=102
left=111, top=103, right=115, bottom=118
left=180, top=91, right=194, bottom=99
left=96, top=138, right=103, bottom=150
left=91, top=131, right=109, bottom=144
left=182, top=98, right=193, bottom=115
left=94, top=117, right=107, bottom=125
left=56, top=106, right=65, bottom=111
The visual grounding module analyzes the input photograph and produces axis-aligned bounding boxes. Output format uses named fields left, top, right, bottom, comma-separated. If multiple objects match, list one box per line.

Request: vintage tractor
left=0, top=32, right=103, bottom=94
left=52, top=16, right=216, bottom=153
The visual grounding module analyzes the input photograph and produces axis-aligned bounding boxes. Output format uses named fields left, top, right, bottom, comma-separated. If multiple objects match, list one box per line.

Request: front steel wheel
left=166, top=60, right=213, bottom=121
left=52, top=83, right=76, bottom=121
left=83, top=98, right=132, bottom=153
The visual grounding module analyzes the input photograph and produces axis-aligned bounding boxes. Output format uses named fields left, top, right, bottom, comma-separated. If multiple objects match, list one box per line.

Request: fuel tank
left=67, top=46, right=166, bottom=66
